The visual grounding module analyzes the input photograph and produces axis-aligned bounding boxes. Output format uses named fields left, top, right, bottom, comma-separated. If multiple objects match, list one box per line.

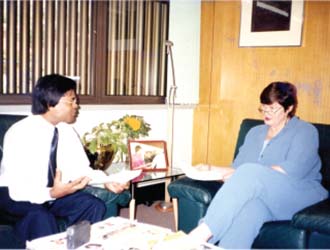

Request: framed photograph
left=239, top=0, right=304, bottom=47
left=128, top=140, right=169, bottom=172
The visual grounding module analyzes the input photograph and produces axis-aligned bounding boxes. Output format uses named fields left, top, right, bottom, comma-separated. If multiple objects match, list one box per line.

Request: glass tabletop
left=106, top=162, right=184, bottom=184
left=131, top=167, right=184, bottom=184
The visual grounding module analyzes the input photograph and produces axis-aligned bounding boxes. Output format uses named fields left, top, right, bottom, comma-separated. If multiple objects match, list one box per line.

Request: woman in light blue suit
left=189, top=82, right=328, bottom=249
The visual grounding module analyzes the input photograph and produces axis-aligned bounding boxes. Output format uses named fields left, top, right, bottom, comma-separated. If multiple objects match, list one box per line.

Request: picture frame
left=239, top=0, right=304, bottom=47
left=128, top=140, right=169, bottom=172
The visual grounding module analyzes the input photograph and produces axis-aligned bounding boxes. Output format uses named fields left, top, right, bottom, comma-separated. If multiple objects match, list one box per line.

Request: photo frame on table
left=239, top=0, right=304, bottom=47
left=128, top=140, right=169, bottom=172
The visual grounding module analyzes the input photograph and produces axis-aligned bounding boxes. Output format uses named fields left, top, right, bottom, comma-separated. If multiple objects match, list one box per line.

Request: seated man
left=0, top=74, right=128, bottom=244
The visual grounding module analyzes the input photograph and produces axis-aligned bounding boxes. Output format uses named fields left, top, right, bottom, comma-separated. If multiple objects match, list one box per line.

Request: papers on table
left=26, top=217, right=222, bottom=250
left=89, top=169, right=142, bottom=185
left=183, top=163, right=230, bottom=181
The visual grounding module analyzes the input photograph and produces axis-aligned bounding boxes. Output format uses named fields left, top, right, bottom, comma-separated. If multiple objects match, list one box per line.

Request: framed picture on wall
left=128, top=140, right=169, bottom=172
left=239, top=0, right=304, bottom=47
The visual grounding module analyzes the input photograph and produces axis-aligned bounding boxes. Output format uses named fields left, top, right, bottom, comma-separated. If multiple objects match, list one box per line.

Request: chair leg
left=129, top=198, right=136, bottom=221
left=172, top=198, right=178, bottom=231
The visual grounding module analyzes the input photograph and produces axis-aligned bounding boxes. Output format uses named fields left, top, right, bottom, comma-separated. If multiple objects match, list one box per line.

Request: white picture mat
left=239, top=0, right=304, bottom=47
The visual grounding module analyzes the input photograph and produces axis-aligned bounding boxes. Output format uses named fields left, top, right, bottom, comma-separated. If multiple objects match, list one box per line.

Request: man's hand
left=50, top=170, right=91, bottom=199
left=104, top=181, right=129, bottom=194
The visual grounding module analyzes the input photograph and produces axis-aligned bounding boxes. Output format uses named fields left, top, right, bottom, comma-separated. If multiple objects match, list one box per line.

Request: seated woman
left=189, top=81, right=328, bottom=249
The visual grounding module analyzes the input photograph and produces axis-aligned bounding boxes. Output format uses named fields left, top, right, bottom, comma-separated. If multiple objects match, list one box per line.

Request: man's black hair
left=32, top=74, right=77, bottom=114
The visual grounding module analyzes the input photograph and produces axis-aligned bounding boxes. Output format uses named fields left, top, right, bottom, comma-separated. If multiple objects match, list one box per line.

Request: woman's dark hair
left=260, top=81, right=298, bottom=117
left=32, top=74, right=77, bottom=114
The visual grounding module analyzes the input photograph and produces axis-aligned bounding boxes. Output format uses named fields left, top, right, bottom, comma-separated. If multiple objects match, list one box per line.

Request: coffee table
left=106, top=163, right=184, bottom=225
left=26, top=217, right=221, bottom=250
left=129, top=167, right=184, bottom=222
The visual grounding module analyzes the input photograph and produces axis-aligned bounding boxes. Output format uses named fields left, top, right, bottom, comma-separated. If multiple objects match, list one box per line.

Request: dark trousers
left=0, top=187, right=106, bottom=244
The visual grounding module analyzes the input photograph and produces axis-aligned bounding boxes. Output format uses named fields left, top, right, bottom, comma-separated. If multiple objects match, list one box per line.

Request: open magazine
left=89, top=169, right=142, bottom=185
left=183, top=164, right=230, bottom=181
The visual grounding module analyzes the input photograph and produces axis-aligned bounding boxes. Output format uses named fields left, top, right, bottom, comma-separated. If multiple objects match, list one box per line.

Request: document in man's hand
left=89, top=169, right=142, bottom=185
left=183, top=164, right=229, bottom=181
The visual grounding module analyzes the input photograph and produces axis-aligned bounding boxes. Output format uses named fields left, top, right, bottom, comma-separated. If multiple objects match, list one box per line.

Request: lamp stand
left=155, top=40, right=177, bottom=213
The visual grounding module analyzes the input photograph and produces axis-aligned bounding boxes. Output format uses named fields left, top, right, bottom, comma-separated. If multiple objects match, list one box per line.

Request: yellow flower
left=124, top=117, right=141, bottom=131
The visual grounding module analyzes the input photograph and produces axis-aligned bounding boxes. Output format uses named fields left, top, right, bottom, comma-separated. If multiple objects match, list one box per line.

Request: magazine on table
left=183, top=163, right=230, bottom=181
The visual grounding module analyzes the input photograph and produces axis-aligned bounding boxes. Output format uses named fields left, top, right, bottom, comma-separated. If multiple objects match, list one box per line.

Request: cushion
left=252, top=221, right=307, bottom=249
left=292, top=199, right=330, bottom=235
left=0, top=114, right=26, bottom=162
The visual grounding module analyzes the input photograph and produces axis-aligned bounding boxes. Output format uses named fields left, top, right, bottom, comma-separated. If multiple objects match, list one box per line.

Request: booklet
left=183, top=164, right=230, bottom=181
left=89, top=169, right=142, bottom=185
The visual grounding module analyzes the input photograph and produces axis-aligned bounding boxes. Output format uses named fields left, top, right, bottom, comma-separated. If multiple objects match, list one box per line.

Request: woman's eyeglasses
left=258, top=106, right=282, bottom=115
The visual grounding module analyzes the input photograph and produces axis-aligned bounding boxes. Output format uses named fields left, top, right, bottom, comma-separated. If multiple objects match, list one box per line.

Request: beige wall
left=192, top=1, right=330, bottom=166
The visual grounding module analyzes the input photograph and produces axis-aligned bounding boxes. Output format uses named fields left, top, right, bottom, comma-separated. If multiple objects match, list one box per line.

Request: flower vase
left=86, top=145, right=116, bottom=171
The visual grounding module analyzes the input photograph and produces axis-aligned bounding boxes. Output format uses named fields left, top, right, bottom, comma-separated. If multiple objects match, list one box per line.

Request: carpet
left=119, top=201, right=176, bottom=231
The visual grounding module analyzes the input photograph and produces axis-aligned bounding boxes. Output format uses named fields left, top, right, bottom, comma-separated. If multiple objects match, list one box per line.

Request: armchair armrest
left=168, top=177, right=223, bottom=205
left=292, top=198, right=330, bottom=235
left=168, top=177, right=223, bottom=233
left=83, top=186, right=131, bottom=218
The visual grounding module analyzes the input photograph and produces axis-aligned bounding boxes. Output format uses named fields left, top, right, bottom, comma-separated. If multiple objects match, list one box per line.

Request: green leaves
left=81, top=115, right=151, bottom=162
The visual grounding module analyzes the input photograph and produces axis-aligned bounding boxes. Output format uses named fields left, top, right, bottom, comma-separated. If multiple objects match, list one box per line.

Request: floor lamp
left=166, top=40, right=177, bottom=169
left=156, top=40, right=177, bottom=212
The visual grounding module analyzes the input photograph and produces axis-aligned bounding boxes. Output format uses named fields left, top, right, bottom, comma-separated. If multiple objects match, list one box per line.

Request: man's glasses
left=258, top=106, right=282, bottom=115
left=59, top=98, right=78, bottom=106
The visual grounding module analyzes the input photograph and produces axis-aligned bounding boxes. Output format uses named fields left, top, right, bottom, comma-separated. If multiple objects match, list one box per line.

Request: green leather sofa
left=0, top=114, right=131, bottom=249
left=168, top=118, right=330, bottom=249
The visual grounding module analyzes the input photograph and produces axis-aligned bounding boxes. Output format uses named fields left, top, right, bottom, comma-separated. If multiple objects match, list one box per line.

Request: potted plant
left=82, top=115, right=151, bottom=171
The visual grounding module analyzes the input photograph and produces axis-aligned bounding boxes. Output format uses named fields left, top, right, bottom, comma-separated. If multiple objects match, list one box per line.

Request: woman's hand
left=104, top=181, right=129, bottom=193
left=50, top=170, right=91, bottom=199
left=271, top=165, right=287, bottom=174
left=222, top=168, right=235, bottom=182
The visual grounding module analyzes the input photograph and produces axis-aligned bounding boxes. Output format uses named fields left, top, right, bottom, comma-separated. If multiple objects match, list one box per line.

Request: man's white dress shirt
left=0, top=115, right=107, bottom=204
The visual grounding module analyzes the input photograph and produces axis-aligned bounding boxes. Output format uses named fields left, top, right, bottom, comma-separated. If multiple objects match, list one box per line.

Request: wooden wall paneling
left=193, top=1, right=330, bottom=166
left=192, top=1, right=214, bottom=165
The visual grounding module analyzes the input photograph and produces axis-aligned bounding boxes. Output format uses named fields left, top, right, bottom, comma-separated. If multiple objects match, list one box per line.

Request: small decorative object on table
left=66, top=220, right=91, bottom=249
left=82, top=115, right=151, bottom=171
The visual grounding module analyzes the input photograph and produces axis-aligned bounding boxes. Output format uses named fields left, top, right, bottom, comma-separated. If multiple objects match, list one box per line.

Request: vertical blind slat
left=143, top=1, right=152, bottom=96
left=108, top=0, right=117, bottom=96
left=32, top=1, right=43, bottom=84
left=159, top=4, right=168, bottom=97
left=45, top=1, right=54, bottom=74
left=21, top=1, right=30, bottom=93
left=150, top=3, right=160, bottom=96
left=8, top=1, right=17, bottom=93
left=118, top=1, right=126, bottom=95
left=0, top=1, right=3, bottom=94
left=79, top=1, right=88, bottom=95
left=135, top=1, right=144, bottom=96
left=126, top=1, right=135, bottom=96
left=54, top=1, right=67, bottom=74
left=17, top=1, right=22, bottom=93
left=68, top=1, right=76, bottom=76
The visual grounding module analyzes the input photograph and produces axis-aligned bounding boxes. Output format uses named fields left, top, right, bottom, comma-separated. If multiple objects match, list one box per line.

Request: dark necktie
left=47, top=127, right=58, bottom=187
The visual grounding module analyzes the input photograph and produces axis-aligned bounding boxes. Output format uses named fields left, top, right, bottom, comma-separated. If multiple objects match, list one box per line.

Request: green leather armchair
left=0, top=114, right=131, bottom=249
left=168, top=118, right=330, bottom=249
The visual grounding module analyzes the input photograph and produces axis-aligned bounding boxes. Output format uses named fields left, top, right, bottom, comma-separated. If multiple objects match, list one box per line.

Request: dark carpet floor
left=119, top=201, right=176, bottom=231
